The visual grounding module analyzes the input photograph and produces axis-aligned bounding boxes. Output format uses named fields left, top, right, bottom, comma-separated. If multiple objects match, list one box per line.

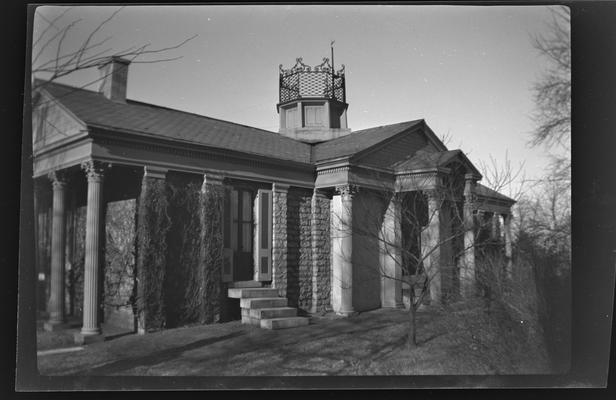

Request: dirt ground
left=37, top=302, right=551, bottom=376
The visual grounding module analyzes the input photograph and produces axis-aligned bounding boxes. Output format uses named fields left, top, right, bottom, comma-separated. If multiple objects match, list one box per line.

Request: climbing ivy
left=135, top=172, right=228, bottom=331
left=135, top=176, right=171, bottom=332
left=199, top=182, right=225, bottom=324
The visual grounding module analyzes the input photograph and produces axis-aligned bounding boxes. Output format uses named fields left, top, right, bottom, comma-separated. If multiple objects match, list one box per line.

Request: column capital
left=273, top=182, right=290, bottom=193
left=143, top=165, right=167, bottom=180
left=335, top=184, right=358, bottom=198
left=81, top=160, right=108, bottom=182
left=203, top=172, right=225, bottom=186
left=424, top=188, right=444, bottom=203
left=48, top=170, right=69, bottom=190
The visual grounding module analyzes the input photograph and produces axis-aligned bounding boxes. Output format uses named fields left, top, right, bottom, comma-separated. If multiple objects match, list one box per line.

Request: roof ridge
left=350, top=118, right=424, bottom=135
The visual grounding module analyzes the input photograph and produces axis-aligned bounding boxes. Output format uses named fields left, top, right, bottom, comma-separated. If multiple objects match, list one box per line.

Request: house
left=32, top=56, right=514, bottom=343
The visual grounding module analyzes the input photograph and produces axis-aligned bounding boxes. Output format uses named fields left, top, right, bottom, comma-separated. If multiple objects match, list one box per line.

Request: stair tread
left=228, top=287, right=279, bottom=299
left=262, top=316, right=308, bottom=321
left=260, top=316, right=310, bottom=330
left=228, top=280, right=263, bottom=288
left=240, top=297, right=288, bottom=309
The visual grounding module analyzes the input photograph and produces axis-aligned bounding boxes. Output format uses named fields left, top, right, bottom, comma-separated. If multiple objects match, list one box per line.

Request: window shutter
left=222, top=189, right=238, bottom=282
left=255, top=189, right=273, bottom=281
left=286, top=108, right=296, bottom=129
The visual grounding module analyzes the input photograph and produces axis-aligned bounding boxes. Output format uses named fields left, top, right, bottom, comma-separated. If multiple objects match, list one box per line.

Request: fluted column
left=503, top=213, right=513, bottom=279
left=422, top=190, right=442, bottom=304
left=332, top=184, right=357, bottom=316
left=380, top=193, right=403, bottom=308
left=79, top=161, right=106, bottom=338
left=44, top=171, right=68, bottom=330
left=491, top=212, right=500, bottom=241
left=461, top=177, right=477, bottom=299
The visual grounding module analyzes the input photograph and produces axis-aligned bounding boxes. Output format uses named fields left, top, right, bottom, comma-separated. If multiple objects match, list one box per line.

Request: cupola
left=277, top=57, right=350, bottom=143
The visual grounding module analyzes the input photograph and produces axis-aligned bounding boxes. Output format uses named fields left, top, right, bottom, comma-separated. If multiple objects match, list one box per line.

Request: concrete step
left=240, top=297, right=287, bottom=309
left=249, top=307, right=297, bottom=320
left=228, top=280, right=263, bottom=289
left=228, top=287, right=279, bottom=299
left=241, top=315, right=261, bottom=326
left=260, top=317, right=310, bottom=330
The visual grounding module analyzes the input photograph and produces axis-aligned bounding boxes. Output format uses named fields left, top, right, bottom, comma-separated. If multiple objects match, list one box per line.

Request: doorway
left=228, top=188, right=255, bottom=281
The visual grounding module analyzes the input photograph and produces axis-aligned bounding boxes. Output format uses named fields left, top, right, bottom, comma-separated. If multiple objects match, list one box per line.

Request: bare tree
left=31, top=6, right=197, bottom=92
left=530, top=6, right=571, bottom=183
left=334, top=168, right=512, bottom=350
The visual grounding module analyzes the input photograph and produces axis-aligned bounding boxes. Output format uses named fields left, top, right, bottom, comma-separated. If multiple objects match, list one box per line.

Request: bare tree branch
left=32, top=6, right=198, bottom=94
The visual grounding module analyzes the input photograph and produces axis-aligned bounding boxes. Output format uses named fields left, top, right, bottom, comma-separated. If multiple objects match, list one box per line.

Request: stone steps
left=260, top=317, right=310, bottom=330
left=240, top=297, right=288, bottom=309
left=249, top=307, right=297, bottom=319
left=228, top=287, right=280, bottom=299
left=228, top=280, right=263, bottom=289
left=228, top=286, right=310, bottom=330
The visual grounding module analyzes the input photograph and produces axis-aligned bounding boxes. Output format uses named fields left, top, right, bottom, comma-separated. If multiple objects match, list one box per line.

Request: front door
left=231, top=188, right=254, bottom=281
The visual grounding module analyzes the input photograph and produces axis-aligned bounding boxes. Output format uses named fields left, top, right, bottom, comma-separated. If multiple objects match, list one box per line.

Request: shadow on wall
left=352, top=190, right=388, bottom=312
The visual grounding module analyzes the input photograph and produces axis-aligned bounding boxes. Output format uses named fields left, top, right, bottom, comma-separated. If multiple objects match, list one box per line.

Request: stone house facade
left=32, top=56, right=514, bottom=342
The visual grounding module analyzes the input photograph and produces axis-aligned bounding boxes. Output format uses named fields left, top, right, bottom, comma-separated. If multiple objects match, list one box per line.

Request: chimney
left=98, top=56, right=130, bottom=102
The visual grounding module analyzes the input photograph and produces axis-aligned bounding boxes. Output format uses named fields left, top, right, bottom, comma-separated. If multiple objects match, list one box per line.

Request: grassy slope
left=37, top=301, right=550, bottom=376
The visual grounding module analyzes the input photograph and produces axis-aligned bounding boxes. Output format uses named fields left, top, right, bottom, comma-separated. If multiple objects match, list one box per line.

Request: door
left=225, top=188, right=254, bottom=281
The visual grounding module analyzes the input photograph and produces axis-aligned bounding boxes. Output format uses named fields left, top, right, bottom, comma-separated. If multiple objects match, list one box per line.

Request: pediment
left=32, top=88, right=87, bottom=153
left=351, top=121, right=447, bottom=169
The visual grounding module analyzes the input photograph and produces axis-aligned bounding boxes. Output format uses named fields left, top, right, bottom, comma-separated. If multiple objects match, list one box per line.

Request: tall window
left=304, top=105, right=324, bottom=127
left=285, top=107, right=297, bottom=129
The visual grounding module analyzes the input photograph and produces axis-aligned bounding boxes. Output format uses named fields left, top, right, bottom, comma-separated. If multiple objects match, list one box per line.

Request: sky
left=32, top=4, right=567, bottom=198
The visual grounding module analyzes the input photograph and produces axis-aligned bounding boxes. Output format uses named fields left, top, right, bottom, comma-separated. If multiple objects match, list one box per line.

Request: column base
left=335, top=310, right=357, bottom=317
left=74, top=331, right=105, bottom=345
left=43, top=321, right=70, bottom=332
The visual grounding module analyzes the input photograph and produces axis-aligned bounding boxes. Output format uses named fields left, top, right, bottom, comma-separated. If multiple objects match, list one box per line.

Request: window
left=304, top=105, right=324, bottom=127
left=285, top=107, right=297, bottom=129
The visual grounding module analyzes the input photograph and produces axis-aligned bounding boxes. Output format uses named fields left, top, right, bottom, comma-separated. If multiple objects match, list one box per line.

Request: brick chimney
left=98, top=56, right=130, bottom=102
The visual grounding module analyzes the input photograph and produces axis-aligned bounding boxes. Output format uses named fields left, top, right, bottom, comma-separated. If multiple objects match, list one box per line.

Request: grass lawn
left=37, top=301, right=550, bottom=376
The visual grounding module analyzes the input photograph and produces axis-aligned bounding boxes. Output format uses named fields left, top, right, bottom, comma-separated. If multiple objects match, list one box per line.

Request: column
left=380, top=193, right=403, bottom=308
left=422, top=190, right=442, bottom=305
left=272, top=183, right=289, bottom=298
left=503, top=213, right=513, bottom=279
left=310, top=189, right=329, bottom=313
left=136, top=165, right=169, bottom=334
left=491, top=212, right=500, bottom=241
left=77, top=161, right=106, bottom=342
left=200, top=172, right=225, bottom=323
left=332, top=184, right=357, bottom=316
left=44, top=171, right=68, bottom=331
left=461, top=178, right=477, bottom=298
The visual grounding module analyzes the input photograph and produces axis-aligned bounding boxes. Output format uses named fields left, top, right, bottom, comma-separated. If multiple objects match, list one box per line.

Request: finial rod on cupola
left=331, top=40, right=335, bottom=97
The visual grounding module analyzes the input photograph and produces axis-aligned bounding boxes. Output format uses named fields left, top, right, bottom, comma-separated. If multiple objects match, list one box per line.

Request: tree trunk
left=408, top=294, right=418, bottom=350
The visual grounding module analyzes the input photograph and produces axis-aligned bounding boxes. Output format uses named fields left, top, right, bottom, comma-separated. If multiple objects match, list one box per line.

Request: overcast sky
left=32, top=4, right=567, bottom=197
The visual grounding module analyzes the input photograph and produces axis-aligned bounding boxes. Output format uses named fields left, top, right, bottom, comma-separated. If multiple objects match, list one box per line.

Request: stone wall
left=311, top=192, right=331, bottom=313
left=352, top=190, right=386, bottom=312
left=286, top=188, right=312, bottom=310
left=272, top=187, right=288, bottom=297
left=67, top=205, right=86, bottom=318
left=285, top=188, right=331, bottom=313
left=103, top=199, right=137, bottom=330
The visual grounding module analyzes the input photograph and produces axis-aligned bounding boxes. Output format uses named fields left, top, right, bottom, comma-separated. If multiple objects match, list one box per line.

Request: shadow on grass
left=80, top=331, right=245, bottom=375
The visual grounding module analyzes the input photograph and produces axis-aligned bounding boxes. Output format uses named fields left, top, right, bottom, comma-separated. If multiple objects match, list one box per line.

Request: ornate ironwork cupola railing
left=278, top=57, right=346, bottom=105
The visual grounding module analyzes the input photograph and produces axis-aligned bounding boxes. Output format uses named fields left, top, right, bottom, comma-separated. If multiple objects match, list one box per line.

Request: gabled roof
left=36, top=81, right=313, bottom=164
left=392, top=149, right=482, bottom=177
left=475, top=183, right=516, bottom=204
left=312, top=119, right=425, bottom=162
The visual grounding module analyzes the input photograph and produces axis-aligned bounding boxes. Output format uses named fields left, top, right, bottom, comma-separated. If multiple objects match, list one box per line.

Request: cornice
left=88, top=127, right=315, bottom=174
left=33, top=131, right=91, bottom=158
